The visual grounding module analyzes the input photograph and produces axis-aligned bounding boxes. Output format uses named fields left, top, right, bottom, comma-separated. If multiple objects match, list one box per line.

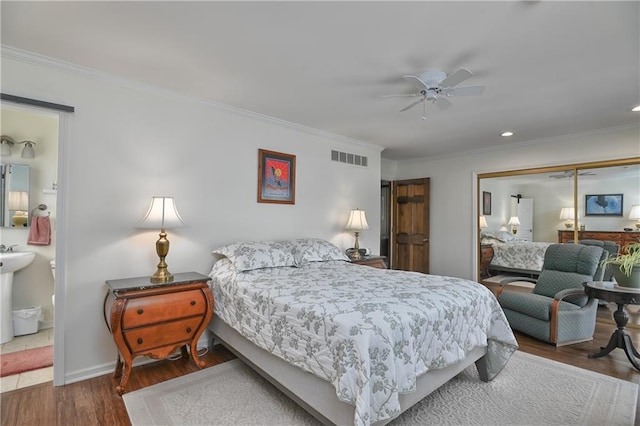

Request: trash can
left=13, top=306, right=42, bottom=336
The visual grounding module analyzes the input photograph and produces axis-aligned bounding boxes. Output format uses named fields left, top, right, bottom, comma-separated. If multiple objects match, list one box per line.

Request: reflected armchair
left=496, top=244, right=606, bottom=346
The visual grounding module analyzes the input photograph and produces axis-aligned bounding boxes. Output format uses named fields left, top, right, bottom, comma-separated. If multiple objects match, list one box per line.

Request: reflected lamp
left=345, top=208, right=369, bottom=260
left=508, top=216, right=520, bottom=234
left=629, top=205, right=640, bottom=230
left=559, top=207, right=575, bottom=229
left=8, top=191, right=29, bottom=227
left=479, top=216, right=488, bottom=229
left=137, top=196, right=185, bottom=283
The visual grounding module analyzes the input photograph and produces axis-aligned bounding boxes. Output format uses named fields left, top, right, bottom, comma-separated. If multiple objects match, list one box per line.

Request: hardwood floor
left=2, top=305, right=640, bottom=426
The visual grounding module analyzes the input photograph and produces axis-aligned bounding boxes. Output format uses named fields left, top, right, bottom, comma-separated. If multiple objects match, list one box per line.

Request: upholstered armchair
left=577, top=239, right=620, bottom=281
left=496, top=244, right=606, bottom=346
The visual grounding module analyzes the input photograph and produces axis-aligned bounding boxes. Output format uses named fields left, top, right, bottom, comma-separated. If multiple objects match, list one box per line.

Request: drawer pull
left=137, top=338, right=143, bottom=345
left=186, top=327, right=192, bottom=333
left=190, top=300, right=196, bottom=306
left=137, top=308, right=144, bottom=315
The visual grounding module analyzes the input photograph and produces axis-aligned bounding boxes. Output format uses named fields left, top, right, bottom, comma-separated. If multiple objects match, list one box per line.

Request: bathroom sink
left=0, top=251, right=36, bottom=343
left=0, top=251, right=35, bottom=274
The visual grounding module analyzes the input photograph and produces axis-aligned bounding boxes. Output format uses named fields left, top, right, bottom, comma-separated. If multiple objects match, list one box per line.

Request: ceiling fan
left=383, top=68, right=485, bottom=119
left=548, top=170, right=597, bottom=179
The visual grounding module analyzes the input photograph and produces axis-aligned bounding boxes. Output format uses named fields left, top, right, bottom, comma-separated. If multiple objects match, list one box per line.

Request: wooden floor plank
left=2, top=308, right=639, bottom=426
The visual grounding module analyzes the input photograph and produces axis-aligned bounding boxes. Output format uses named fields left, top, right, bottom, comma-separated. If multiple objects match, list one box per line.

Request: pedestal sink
left=0, top=251, right=35, bottom=343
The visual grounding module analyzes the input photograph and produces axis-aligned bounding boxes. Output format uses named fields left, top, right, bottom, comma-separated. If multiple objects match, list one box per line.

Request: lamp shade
left=345, top=209, right=369, bottom=230
left=630, top=205, right=640, bottom=220
left=479, top=216, right=488, bottom=229
left=559, top=207, right=575, bottom=220
left=507, top=216, right=520, bottom=226
left=20, top=141, right=35, bottom=159
left=137, top=196, right=185, bottom=229
left=7, top=191, right=28, bottom=211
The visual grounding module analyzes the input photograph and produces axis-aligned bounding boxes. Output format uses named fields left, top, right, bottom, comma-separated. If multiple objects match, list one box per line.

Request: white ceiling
left=1, top=1, right=638, bottom=161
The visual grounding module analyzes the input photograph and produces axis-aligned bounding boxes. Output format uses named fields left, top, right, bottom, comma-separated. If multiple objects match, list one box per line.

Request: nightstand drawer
left=122, top=289, right=206, bottom=328
left=124, top=316, right=203, bottom=353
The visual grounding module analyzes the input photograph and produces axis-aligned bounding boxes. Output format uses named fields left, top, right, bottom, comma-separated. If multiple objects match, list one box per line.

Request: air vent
left=331, top=150, right=368, bottom=167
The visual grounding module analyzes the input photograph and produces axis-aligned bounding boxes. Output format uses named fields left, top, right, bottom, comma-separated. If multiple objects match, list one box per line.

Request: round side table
left=583, top=281, right=640, bottom=371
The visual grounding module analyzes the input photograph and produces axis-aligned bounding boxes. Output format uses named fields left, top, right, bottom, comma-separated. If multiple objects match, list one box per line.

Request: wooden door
left=392, top=178, right=430, bottom=273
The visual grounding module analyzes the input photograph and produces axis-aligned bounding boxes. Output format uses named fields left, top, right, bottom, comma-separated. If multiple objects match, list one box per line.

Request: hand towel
left=27, top=216, right=51, bottom=246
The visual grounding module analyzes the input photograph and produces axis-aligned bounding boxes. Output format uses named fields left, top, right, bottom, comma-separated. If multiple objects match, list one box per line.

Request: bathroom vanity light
left=137, top=196, right=185, bottom=283
left=19, top=141, right=36, bottom=159
left=1, top=136, right=15, bottom=157
left=345, top=208, right=369, bottom=260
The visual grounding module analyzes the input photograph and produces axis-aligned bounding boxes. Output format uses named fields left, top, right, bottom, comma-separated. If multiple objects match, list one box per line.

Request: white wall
left=390, top=126, right=639, bottom=279
left=1, top=106, right=58, bottom=326
left=2, top=49, right=382, bottom=383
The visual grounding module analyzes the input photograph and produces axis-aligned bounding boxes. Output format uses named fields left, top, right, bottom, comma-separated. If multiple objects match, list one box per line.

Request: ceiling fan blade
left=434, top=97, right=453, bottom=110
left=400, top=99, right=423, bottom=112
left=439, top=68, right=473, bottom=88
left=382, top=93, right=419, bottom=98
left=403, top=75, right=429, bottom=88
left=446, top=85, right=485, bottom=96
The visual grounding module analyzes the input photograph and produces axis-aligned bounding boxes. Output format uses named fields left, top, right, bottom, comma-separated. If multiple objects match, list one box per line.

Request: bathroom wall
left=1, top=106, right=59, bottom=327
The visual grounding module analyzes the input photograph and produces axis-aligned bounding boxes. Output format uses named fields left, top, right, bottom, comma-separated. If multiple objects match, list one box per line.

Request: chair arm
left=496, top=276, right=538, bottom=298
left=553, top=288, right=587, bottom=302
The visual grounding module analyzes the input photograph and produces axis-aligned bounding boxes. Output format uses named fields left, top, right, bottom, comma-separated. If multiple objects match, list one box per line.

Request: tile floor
left=1, top=328, right=54, bottom=393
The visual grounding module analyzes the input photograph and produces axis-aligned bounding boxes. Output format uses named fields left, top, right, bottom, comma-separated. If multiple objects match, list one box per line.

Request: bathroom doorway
left=1, top=100, right=63, bottom=388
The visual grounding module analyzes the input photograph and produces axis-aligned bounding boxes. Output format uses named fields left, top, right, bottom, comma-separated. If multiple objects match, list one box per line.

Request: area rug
left=124, top=351, right=638, bottom=425
left=0, top=345, right=53, bottom=377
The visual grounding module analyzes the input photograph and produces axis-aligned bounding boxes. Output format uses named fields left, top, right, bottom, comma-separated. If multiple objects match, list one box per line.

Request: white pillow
left=291, top=238, right=350, bottom=265
left=481, top=230, right=522, bottom=243
left=213, top=240, right=296, bottom=272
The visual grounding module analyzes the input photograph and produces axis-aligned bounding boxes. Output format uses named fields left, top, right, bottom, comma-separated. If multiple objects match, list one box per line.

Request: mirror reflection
left=478, top=160, right=640, bottom=281
left=0, top=163, right=30, bottom=227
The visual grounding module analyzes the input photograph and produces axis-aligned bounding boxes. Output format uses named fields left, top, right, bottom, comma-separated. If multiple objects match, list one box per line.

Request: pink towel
left=27, top=216, right=51, bottom=246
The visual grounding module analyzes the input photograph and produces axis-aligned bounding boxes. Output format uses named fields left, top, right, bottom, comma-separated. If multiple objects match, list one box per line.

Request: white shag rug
left=124, top=351, right=637, bottom=425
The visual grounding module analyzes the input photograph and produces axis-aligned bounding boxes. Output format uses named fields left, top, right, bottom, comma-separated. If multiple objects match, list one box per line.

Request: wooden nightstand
left=351, top=256, right=388, bottom=269
left=103, top=272, right=213, bottom=395
left=480, top=244, right=494, bottom=279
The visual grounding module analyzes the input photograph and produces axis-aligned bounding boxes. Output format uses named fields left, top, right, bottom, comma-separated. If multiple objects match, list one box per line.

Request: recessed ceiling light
left=501, top=131, right=514, bottom=137
left=632, top=105, right=640, bottom=112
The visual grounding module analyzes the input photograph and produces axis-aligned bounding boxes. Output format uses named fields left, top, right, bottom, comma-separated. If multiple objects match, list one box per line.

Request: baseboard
left=62, top=333, right=210, bottom=386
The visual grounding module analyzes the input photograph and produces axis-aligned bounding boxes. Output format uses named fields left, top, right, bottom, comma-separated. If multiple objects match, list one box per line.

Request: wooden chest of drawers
left=558, top=230, right=640, bottom=250
left=104, top=272, right=213, bottom=394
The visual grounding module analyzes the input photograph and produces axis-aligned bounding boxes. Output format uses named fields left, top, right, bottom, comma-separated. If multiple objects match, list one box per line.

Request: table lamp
left=508, top=216, right=520, bottom=234
left=629, top=205, right=640, bottom=230
left=137, top=196, right=185, bottom=283
left=345, top=208, right=369, bottom=260
left=8, top=191, right=29, bottom=227
left=479, top=215, right=488, bottom=229
left=559, top=207, right=575, bottom=229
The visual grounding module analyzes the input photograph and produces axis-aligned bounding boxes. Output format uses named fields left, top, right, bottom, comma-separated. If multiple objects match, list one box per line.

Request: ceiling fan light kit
left=384, top=68, right=485, bottom=119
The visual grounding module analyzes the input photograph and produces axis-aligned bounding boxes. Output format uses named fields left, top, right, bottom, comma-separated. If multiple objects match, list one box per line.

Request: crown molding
left=1, top=45, right=384, bottom=153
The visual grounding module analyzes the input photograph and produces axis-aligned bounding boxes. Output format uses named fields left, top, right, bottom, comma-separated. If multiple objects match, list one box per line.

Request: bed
left=481, top=231, right=553, bottom=276
left=207, top=238, right=518, bottom=426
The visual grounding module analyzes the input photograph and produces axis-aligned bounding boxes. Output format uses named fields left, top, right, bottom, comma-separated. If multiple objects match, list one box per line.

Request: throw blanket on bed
left=210, top=260, right=518, bottom=425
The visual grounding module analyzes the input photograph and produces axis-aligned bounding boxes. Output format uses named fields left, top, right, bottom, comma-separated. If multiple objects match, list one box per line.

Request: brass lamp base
left=150, top=229, right=174, bottom=283
left=351, top=231, right=362, bottom=260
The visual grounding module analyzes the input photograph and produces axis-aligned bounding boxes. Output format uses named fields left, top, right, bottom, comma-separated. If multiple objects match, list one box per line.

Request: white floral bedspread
left=486, top=239, right=553, bottom=272
left=210, top=259, right=518, bottom=425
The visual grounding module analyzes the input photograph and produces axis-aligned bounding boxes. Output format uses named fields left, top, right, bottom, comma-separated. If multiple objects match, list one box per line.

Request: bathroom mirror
left=0, top=163, right=30, bottom=227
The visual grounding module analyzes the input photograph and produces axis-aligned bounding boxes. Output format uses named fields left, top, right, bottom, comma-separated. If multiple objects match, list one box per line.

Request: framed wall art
left=483, top=191, right=492, bottom=215
left=258, top=149, right=296, bottom=204
left=584, top=193, right=623, bottom=216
